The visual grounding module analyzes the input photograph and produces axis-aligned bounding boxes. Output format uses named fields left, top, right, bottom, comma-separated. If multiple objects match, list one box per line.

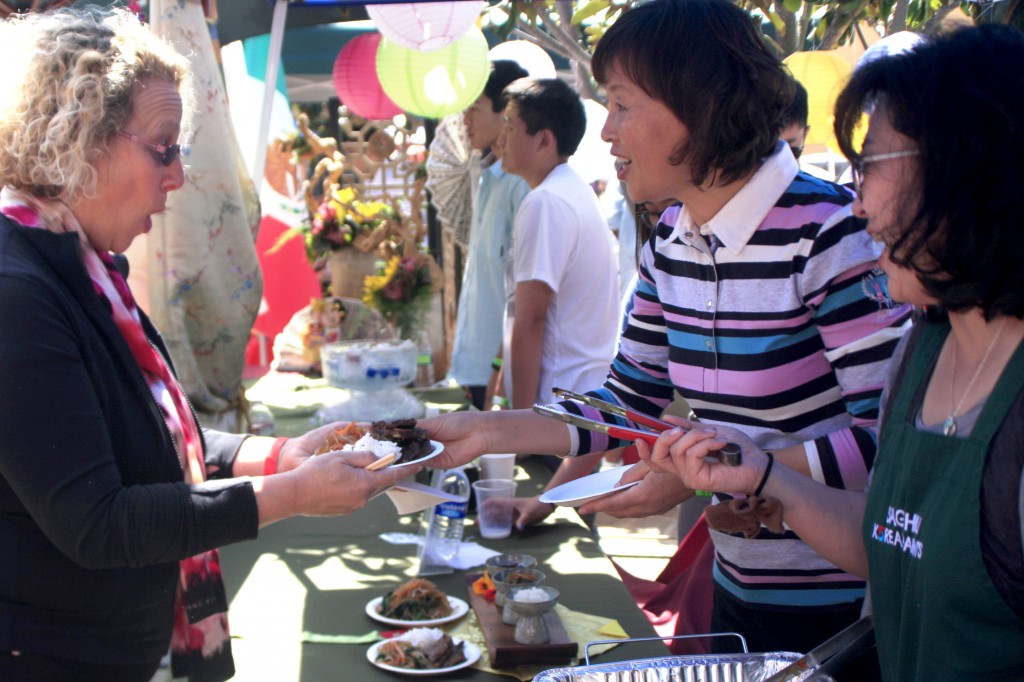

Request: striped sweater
left=563, top=144, right=913, bottom=611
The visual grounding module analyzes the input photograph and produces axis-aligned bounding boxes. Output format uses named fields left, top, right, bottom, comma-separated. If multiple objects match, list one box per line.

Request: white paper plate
left=367, top=638, right=480, bottom=676
left=365, top=595, right=469, bottom=627
left=539, top=463, right=641, bottom=507
left=390, top=440, right=444, bottom=469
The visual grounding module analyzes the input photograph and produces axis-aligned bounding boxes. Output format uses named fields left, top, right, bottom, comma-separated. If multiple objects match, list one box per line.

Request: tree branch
left=774, top=3, right=799, bottom=55
left=819, top=10, right=855, bottom=50
left=798, top=0, right=812, bottom=49
left=538, top=3, right=594, bottom=64
left=513, top=20, right=584, bottom=64
left=890, top=0, right=909, bottom=32
left=554, top=0, right=598, bottom=97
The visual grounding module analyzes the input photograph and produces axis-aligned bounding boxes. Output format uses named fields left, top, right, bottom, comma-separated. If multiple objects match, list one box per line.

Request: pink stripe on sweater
left=671, top=354, right=832, bottom=397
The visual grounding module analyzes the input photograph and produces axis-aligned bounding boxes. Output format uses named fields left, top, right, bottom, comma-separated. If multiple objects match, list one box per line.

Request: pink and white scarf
left=1, top=187, right=233, bottom=680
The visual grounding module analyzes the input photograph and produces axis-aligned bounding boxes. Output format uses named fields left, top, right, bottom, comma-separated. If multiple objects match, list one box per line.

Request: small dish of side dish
left=367, top=628, right=480, bottom=676
left=366, top=578, right=469, bottom=627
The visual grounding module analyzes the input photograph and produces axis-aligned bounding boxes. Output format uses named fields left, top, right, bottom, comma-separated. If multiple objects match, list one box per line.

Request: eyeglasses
left=850, top=149, right=919, bottom=199
left=118, top=131, right=182, bottom=167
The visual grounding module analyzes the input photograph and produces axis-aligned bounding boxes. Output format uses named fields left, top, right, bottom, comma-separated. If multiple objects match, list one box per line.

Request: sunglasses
left=851, top=149, right=919, bottom=199
left=118, top=131, right=182, bottom=167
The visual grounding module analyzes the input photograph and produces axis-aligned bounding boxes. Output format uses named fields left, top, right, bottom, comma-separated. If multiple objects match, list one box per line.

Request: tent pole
left=253, top=0, right=289, bottom=194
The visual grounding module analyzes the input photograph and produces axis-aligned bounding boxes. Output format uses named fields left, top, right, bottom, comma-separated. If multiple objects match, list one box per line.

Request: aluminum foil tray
left=535, top=651, right=806, bottom=682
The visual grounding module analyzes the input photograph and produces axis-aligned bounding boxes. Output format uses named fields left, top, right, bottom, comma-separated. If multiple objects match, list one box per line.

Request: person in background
left=445, top=60, right=529, bottom=411
left=0, top=9, right=415, bottom=681
left=424, top=0, right=911, bottom=657
left=779, top=79, right=811, bottom=160
left=498, top=76, right=620, bottom=485
left=649, top=24, right=1024, bottom=680
left=498, top=77, right=619, bottom=411
left=779, top=79, right=834, bottom=180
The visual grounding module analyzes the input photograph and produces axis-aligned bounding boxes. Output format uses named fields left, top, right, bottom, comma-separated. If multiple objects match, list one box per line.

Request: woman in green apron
left=637, top=24, right=1024, bottom=681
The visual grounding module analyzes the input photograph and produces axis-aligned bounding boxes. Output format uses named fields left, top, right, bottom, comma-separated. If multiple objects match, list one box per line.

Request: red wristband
left=264, top=437, right=289, bottom=476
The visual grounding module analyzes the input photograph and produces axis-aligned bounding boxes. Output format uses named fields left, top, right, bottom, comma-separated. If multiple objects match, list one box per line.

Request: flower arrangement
left=362, top=253, right=435, bottom=338
left=302, top=186, right=397, bottom=263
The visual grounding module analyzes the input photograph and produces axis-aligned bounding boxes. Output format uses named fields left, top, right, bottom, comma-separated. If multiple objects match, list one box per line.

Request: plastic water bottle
left=428, top=468, right=469, bottom=562
left=414, top=329, right=435, bottom=388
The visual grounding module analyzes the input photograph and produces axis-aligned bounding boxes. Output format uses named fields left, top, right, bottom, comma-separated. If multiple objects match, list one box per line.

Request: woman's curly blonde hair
left=0, top=7, right=193, bottom=203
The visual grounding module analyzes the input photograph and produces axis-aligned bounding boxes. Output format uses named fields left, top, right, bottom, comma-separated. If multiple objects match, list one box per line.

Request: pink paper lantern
left=367, top=0, right=483, bottom=52
left=332, top=33, right=402, bottom=120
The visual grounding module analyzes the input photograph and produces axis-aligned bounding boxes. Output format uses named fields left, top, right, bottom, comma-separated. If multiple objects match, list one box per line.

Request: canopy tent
left=223, top=0, right=470, bottom=190
left=277, top=22, right=374, bottom=102
left=214, top=0, right=368, bottom=44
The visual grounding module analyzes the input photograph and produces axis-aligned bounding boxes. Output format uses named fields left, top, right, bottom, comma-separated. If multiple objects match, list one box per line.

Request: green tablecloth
left=222, top=377, right=668, bottom=679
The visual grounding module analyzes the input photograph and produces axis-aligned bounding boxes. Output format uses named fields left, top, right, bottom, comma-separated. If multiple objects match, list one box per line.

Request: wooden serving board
left=464, top=573, right=578, bottom=668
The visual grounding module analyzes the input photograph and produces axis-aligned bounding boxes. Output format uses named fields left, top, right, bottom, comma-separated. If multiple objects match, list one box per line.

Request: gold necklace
left=944, top=318, right=1006, bottom=437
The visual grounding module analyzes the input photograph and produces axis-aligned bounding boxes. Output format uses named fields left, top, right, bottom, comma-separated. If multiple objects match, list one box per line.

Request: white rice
left=341, top=434, right=401, bottom=462
left=513, top=587, right=549, bottom=603
left=399, top=627, right=444, bottom=649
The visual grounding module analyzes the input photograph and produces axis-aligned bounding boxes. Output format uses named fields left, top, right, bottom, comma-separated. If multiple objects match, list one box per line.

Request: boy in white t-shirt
left=497, top=78, right=619, bottom=414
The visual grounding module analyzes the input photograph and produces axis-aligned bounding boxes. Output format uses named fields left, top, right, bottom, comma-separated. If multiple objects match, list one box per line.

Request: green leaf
left=572, top=0, right=610, bottom=25
left=783, top=0, right=803, bottom=12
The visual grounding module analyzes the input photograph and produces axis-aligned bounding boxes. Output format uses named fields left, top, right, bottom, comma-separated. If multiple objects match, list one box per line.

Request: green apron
left=864, top=321, right=1024, bottom=681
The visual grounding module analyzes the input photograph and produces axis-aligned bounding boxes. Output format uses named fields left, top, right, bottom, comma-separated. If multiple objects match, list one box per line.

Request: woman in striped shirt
left=425, top=0, right=911, bottom=655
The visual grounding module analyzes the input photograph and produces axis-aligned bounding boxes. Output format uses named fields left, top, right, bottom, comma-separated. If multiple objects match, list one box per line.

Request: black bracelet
left=753, top=452, right=774, bottom=497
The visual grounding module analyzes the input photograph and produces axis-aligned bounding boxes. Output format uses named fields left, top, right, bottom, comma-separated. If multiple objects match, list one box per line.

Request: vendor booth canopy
left=215, top=0, right=474, bottom=45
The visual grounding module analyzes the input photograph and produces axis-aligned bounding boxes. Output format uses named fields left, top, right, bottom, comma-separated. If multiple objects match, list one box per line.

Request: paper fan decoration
left=425, top=113, right=474, bottom=245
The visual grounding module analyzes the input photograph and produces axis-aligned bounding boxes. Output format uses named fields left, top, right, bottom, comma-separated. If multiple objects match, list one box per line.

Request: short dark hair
left=591, top=0, right=793, bottom=186
left=834, top=25, right=1024, bottom=319
left=781, top=79, right=808, bottom=129
left=483, top=60, right=529, bottom=112
left=504, top=77, right=586, bottom=157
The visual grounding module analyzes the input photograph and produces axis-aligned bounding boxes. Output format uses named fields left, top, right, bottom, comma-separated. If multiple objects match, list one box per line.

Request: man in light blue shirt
left=446, top=60, right=530, bottom=409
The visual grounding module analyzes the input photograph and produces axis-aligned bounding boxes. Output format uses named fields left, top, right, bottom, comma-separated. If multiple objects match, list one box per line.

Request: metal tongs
left=534, top=387, right=743, bottom=466
left=764, top=615, right=875, bottom=681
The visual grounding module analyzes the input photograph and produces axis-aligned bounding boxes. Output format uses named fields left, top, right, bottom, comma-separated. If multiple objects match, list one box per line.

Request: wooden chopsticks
left=364, top=452, right=397, bottom=471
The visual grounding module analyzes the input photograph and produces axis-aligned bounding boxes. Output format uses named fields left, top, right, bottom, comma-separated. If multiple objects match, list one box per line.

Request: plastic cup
left=472, top=479, right=518, bottom=539
left=479, top=453, right=516, bottom=480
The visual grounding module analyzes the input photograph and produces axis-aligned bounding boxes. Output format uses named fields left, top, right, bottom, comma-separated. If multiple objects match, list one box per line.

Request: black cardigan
left=0, top=217, right=258, bottom=666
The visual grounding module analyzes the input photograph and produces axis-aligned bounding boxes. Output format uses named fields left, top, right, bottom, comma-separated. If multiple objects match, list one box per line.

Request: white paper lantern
left=367, top=0, right=484, bottom=52
left=488, top=40, right=556, bottom=79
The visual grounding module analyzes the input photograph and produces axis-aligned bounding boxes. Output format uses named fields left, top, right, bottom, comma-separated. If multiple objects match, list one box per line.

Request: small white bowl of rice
left=399, top=627, right=444, bottom=648
left=512, top=587, right=551, bottom=603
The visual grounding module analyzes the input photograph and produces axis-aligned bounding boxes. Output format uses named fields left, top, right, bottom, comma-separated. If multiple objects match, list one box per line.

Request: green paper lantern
left=376, top=26, right=489, bottom=119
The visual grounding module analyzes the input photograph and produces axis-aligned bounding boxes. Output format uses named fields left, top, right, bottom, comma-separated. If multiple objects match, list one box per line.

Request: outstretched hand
left=418, top=411, right=493, bottom=470
left=289, top=449, right=420, bottom=517
left=510, top=496, right=555, bottom=530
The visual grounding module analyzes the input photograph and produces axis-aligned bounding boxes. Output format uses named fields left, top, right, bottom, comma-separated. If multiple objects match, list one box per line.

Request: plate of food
left=367, top=628, right=480, bottom=676
left=316, top=419, right=444, bottom=469
left=366, top=578, right=469, bottom=627
left=539, top=463, right=642, bottom=507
